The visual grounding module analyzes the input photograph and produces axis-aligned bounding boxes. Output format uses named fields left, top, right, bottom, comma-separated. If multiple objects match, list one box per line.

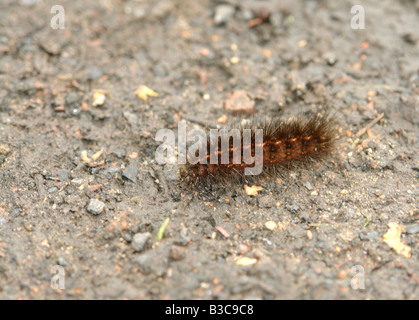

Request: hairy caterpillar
left=180, top=113, right=337, bottom=187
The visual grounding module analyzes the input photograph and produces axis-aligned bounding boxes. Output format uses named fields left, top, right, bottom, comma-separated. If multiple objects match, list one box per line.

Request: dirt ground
left=0, top=0, right=418, bottom=300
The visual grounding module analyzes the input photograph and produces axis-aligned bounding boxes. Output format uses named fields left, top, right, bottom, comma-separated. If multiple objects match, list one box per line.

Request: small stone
left=132, top=232, right=151, bottom=252
left=0, top=145, right=10, bottom=155
left=133, top=254, right=151, bottom=273
left=48, top=187, right=58, bottom=193
left=240, top=9, right=254, bottom=21
left=153, top=64, right=167, bottom=77
left=10, top=208, right=21, bottom=217
left=258, top=195, right=274, bottom=208
left=132, top=243, right=169, bottom=275
left=122, top=166, right=138, bottom=183
left=237, top=244, right=249, bottom=255
left=92, top=92, right=106, bottom=107
left=163, top=165, right=180, bottom=182
left=57, top=257, right=68, bottom=266
left=402, top=33, right=417, bottom=45
left=0, top=217, right=7, bottom=229
left=65, top=92, right=79, bottom=106
left=236, top=257, right=257, bottom=266
left=225, top=90, right=255, bottom=115
left=83, top=66, right=103, bottom=81
left=123, top=111, right=139, bottom=128
left=113, top=148, right=126, bottom=159
left=359, top=231, right=379, bottom=241
left=21, top=0, right=42, bottom=6
left=214, top=4, right=235, bottom=25
left=286, top=204, right=300, bottom=213
left=405, top=224, right=419, bottom=234
left=264, top=221, right=277, bottom=231
left=230, top=56, right=240, bottom=64
left=58, top=169, right=69, bottom=181
left=291, top=217, right=300, bottom=224
left=124, top=233, right=132, bottom=243
left=304, top=181, right=314, bottom=191
left=169, top=244, right=187, bottom=261
left=71, top=178, right=84, bottom=185
left=179, top=227, right=191, bottom=243
left=323, top=52, right=337, bottom=66
left=86, top=199, right=105, bottom=215
left=270, top=12, right=282, bottom=27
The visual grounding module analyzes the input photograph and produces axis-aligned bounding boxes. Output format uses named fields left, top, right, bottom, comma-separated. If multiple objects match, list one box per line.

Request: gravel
left=405, top=224, right=419, bottom=234
left=86, top=199, right=106, bottom=215
left=132, top=232, right=151, bottom=252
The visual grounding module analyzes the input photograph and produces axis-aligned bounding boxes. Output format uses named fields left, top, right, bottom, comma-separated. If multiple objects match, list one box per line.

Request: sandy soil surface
left=0, top=0, right=418, bottom=299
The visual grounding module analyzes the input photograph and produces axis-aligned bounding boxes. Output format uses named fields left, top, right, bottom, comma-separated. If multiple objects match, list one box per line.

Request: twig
left=355, top=113, right=384, bottom=138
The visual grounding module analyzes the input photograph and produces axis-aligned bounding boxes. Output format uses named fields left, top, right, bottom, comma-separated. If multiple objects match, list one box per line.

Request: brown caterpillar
left=179, top=113, right=337, bottom=187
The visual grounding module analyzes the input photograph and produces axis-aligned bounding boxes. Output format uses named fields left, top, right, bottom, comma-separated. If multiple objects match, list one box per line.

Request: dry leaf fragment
left=81, top=150, right=105, bottom=167
left=236, top=257, right=258, bottom=266
left=128, top=152, right=138, bottom=159
left=135, top=85, right=158, bottom=101
left=217, top=115, right=228, bottom=124
left=215, top=225, right=230, bottom=238
left=383, top=222, right=411, bottom=258
left=263, top=49, right=272, bottom=58
left=244, top=185, right=263, bottom=196
left=81, top=150, right=90, bottom=163
left=264, top=221, right=277, bottom=231
left=91, top=150, right=103, bottom=161
left=92, top=92, right=106, bottom=106
left=307, top=230, right=313, bottom=240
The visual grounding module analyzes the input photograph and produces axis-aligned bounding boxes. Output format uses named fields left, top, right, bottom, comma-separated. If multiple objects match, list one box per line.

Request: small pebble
left=258, top=195, right=274, bottom=208
left=0, top=145, right=10, bottom=155
left=132, top=232, right=151, bottom=252
left=359, top=231, right=379, bottom=241
left=48, top=187, right=58, bottom=193
left=270, top=12, right=282, bottom=27
left=304, top=181, right=314, bottom=191
left=65, top=92, right=79, bottom=106
left=83, top=66, right=103, bottom=81
left=237, top=244, right=249, bottom=255
left=58, top=169, right=69, bottom=181
left=21, top=0, right=42, bottom=6
left=405, top=224, right=419, bottom=234
left=71, top=178, right=84, bottom=185
left=113, top=148, right=126, bottom=159
left=86, top=199, right=105, bottom=215
left=264, top=221, right=277, bottom=231
left=286, top=204, right=300, bottom=213
left=124, top=233, right=132, bottom=243
left=214, top=4, right=235, bottom=25
left=169, top=244, right=187, bottom=261
left=122, top=166, right=138, bottom=183
left=323, top=52, right=337, bottom=66
left=240, top=9, right=254, bottom=21
left=57, top=257, right=68, bottom=266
